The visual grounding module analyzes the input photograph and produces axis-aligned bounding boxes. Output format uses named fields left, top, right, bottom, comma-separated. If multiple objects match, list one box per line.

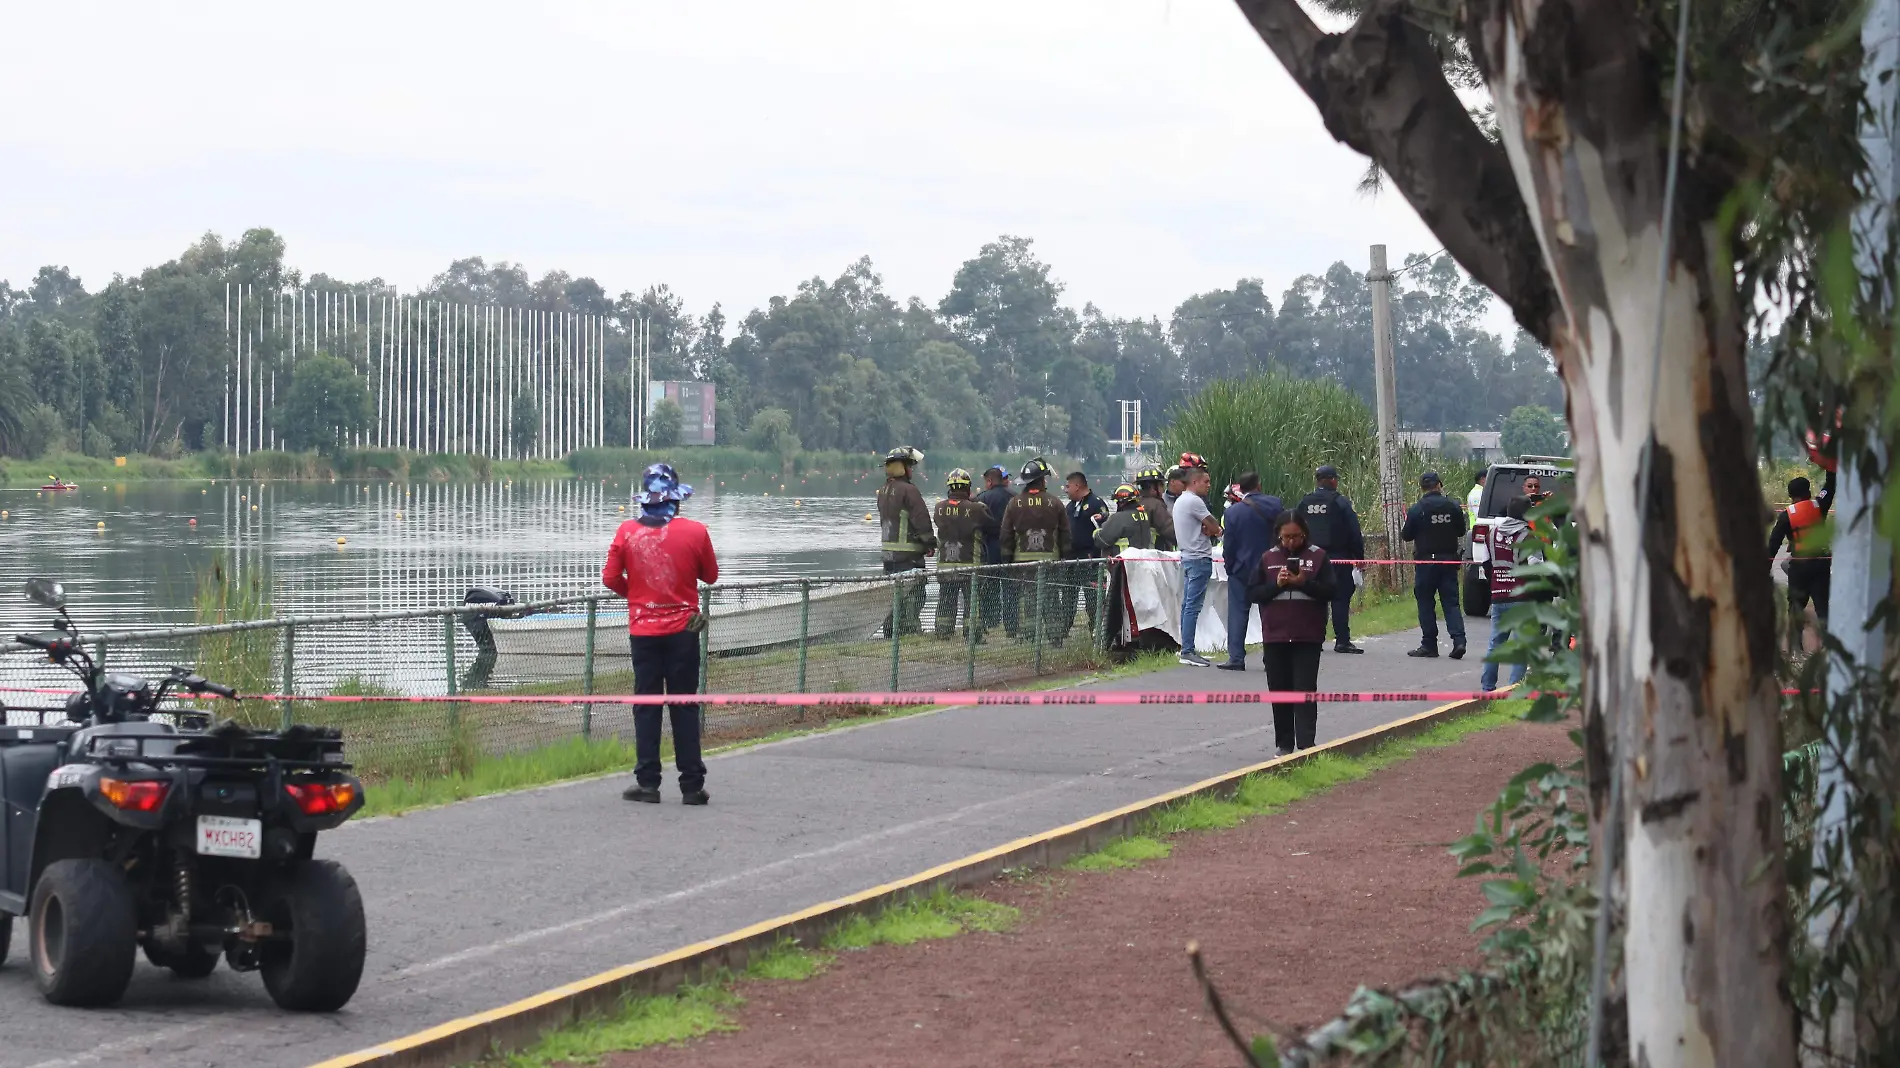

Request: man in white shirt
left=1171, top=468, right=1222, bottom=667
left=1466, top=469, right=1486, bottom=515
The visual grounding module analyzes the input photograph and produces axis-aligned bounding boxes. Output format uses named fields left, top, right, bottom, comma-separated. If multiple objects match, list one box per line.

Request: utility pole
left=1368, top=245, right=1403, bottom=570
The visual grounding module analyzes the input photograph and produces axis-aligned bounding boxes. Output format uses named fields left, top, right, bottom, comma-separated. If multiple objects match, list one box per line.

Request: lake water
left=0, top=478, right=889, bottom=639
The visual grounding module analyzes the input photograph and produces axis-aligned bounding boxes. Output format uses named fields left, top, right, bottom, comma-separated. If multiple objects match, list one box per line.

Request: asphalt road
left=0, top=615, right=1495, bottom=1068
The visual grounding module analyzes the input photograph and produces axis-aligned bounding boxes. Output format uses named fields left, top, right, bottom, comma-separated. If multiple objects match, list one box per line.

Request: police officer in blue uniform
left=1295, top=464, right=1366, bottom=653
left=1401, top=470, right=1467, bottom=658
left=1060, top=471, right=1109, bottom=643
left=974, top=465, right=1017, bottom=634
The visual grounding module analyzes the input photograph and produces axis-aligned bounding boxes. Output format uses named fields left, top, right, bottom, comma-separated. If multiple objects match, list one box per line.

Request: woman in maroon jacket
left=1247, top=510, right=1337, bottom=756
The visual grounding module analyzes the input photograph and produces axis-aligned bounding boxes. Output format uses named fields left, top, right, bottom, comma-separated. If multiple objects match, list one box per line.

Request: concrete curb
left=308, top=696, right=1486, bottom=1068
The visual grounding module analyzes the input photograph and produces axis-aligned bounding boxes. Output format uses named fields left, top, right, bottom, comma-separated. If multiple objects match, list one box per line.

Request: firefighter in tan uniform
left=998, top=457, right=1070, bottom=642
left=876, top=445, right=935, bottom=637
left=932, top=468, right=991, bottom=639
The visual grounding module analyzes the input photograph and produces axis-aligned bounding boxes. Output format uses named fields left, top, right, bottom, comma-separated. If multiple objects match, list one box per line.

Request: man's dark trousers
left=630, top=630, right=707, bottom=792
left=1326, top=562, right=1356, bottom=645
left=1224, top=572, right=1252, bottom=667
left=1414, top=562, right=1466, bottom=647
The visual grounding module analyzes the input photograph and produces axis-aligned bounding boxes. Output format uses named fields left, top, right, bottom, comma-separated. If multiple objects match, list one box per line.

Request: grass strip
left=1063, top=698, right=1527, bottom=872
left=481, top=890, right=1011, bottom=1066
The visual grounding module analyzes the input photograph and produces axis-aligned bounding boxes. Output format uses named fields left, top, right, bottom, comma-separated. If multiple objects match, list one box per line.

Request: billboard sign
left=648, top=381, right=717, bottom=446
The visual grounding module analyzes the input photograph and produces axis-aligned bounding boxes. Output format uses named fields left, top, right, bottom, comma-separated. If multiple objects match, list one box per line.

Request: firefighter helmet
left=883, top=446, right=923, bottom=465
left=946, top=468, right=972, bottom=489
left=1112, top=483, right=1140, bottom=504
left=1223, top=483, right=1244, bottom=504
left=1134, top=464, right=1164, bottom=485
left=1019, top=456, right=1053, bottom=482
left=1179, top=452, right=1208, bottom=470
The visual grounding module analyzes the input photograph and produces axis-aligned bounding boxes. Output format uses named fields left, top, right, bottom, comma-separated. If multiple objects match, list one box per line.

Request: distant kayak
left=39, top=482, right=77, bottom=491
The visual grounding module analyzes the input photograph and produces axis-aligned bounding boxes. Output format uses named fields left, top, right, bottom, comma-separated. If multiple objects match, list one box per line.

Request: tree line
left=0, top=229, right=1563, bottom=462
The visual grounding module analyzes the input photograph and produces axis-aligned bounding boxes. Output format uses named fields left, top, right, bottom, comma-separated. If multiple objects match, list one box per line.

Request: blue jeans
left=1481, top=600, right=1529, bottom=692
left=1180, top=557, right=1213, bottom=654
left=1224, top=567, right=1252, bottom=666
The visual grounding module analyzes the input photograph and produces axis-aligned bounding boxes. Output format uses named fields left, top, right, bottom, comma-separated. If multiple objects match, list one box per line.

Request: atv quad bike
left=0, top=578, right=367, bottom=1010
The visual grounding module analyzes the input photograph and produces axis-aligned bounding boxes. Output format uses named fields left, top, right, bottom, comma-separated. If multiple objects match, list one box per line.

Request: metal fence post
left=94, top=639, right=107, bottom=670
left=890, top=575, right=902, bottom=690
left=966, top=570, right=979, bottom=689
left=1095, top=560, right=1109, bottom=653
left=698, top=587, right=710, bottom=695
left=280, top=622, right=295, bottom=730
left=1033, top=561, right=1047, bottom=675
left=797, top=580, right=810, bottom=696
left=444, top=613, right=459, bottom=735
left=582, top=598, right=597, bottom=739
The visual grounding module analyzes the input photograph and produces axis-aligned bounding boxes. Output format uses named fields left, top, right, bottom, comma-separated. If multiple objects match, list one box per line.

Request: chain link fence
left=0, top=561, right=1118, bottom=785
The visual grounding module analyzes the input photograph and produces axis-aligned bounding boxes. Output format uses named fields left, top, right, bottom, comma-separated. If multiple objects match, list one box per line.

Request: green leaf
left=1480, top=879, right=1536, bottom=908
left=1471, top=903, right=1519, bottom=930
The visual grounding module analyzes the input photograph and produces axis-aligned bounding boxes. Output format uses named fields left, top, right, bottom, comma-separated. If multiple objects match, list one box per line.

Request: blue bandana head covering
left=635, top=463, right=692, bottom=522
left=635, top=463, right=693, bottom=506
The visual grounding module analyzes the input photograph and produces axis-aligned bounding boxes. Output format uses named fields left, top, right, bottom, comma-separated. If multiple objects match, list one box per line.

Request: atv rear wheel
left=144, top=940, right=221, bottom=979
left=259, top=859, right=366, bottom=1011
left=29, top=859, right=137, bottom=1006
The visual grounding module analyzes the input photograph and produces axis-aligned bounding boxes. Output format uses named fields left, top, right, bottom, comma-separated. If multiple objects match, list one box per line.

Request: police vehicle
left=1464, top=456, right=1573, bottom=616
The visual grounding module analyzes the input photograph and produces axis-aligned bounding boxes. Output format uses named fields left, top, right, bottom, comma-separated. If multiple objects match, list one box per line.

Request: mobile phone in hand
left=1286, top=556, right=1302, bottom=576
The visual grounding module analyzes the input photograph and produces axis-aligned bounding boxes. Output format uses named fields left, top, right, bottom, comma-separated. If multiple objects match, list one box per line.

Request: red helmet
left=1222, top=483, right=1244, bottom=504
left=1805, top=407, right=1843, bottom=473
left=1179, top=452, right=1208, bottom=470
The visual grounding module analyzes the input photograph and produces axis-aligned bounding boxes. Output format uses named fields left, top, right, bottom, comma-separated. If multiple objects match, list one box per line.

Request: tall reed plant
left=193, top=553, right=278, bottom=725
left=1163, top=372, right=1432, bottom=511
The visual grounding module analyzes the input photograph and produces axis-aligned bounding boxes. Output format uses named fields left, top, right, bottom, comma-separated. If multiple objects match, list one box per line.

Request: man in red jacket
left=602, top=463, right=720, bottom=805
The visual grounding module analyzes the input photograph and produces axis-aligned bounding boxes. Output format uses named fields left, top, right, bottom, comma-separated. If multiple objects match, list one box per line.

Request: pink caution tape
left=1, top=685, right=1530, bottom=707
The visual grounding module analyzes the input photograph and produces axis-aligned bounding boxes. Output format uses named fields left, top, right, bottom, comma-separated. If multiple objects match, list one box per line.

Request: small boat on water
left=487, top=583, right=894, bottom=677
left=39, top=480, right=77, bottom=491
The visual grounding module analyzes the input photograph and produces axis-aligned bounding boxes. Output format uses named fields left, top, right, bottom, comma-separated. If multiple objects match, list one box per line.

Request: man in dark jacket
left=1000, top=457, right=1070, bottom=643
left=1295, top=464, right=1368, bottom=653
left=1401, top=470, right=1467, bottom=658
left=1134, top=464, right=1174, bottom=551
left=1059, top=471, right=1109, bottom=643
left=876, top=445, right=936, bottom=637
left=933, top=468, right=991, bottom=640
left=1216, top=472, right=1282, bottom=671
left=973, top=465, right=1017, bottom=634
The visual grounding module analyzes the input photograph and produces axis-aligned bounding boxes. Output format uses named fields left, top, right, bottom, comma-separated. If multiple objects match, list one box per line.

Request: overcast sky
left=0, top=0, right=1454, bottom=326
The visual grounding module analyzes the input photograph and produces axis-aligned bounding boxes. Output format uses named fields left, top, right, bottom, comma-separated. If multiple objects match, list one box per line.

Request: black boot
left=1406, top=644, right=1439, bottom=658
left=1334, top=641, right=1364, bottom=654
left=681, top=788, right=710, bottom=806
left=622, top=784, right=661, bottom=803
left=1450, top=642, right=1467, bottom=660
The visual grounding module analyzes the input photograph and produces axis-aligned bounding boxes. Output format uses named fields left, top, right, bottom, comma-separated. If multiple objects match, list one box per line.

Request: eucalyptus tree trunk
left=1233, top=0, right=1797, bottom=1063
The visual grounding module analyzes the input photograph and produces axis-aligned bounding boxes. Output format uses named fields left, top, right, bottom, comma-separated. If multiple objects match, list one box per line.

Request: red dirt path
left=607, top=719, right=1575, bottom=1068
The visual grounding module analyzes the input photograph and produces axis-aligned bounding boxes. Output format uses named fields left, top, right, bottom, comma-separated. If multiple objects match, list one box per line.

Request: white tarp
left=1116, top=549, right=1261, bottom=653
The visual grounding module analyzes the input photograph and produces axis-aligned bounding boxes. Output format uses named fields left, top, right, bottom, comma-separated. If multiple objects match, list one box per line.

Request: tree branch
left=1187, top=941, right=1265, bottom=1068
left=1231, top=0, right=1562, bottom=344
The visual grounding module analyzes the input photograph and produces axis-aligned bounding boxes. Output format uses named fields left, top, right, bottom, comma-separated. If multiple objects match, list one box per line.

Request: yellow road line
left=308, top=697, right=1476, bottom=1068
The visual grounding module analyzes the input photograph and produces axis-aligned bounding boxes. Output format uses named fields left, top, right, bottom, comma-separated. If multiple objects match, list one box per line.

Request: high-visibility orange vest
left=1788, top=498, right=1830, bottom=558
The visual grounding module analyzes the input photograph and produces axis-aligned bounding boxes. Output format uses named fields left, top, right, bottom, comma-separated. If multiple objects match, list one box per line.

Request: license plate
left=197, top=815, right=262, bottom=859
